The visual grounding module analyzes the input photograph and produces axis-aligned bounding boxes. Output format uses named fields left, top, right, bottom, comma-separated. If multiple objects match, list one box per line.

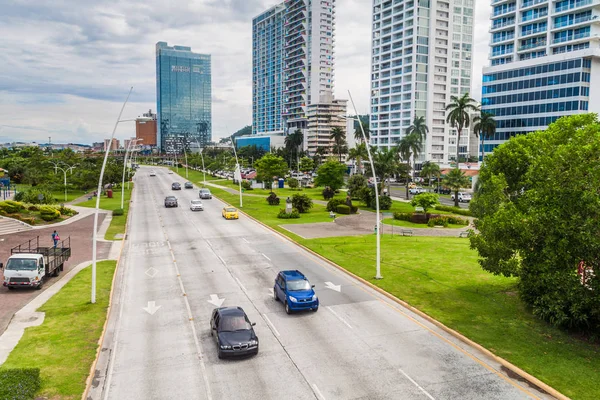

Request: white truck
left=1, top=236, right=71, bottom=290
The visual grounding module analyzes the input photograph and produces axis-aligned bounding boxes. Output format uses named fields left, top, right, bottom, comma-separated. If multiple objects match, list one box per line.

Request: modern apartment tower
left=252, top=0, right=339, bottom=154
left=370, top=0, right=476, bottom=164
left=481, top=0, right=600, bottom=157
left=156, top=42, right=212, bottom=153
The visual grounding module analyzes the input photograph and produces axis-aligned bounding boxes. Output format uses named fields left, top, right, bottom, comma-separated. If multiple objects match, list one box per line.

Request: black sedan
left=210, top=307, right=258, bottom=359
left=184, top=181, right=194, bottom=189
left=164, top=196, right=178, bottom=208
left=172, top=182, right=181, bottom=190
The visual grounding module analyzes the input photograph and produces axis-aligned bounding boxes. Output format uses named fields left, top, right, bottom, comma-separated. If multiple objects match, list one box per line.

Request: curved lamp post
left=50, top=161, right=78, bottom=202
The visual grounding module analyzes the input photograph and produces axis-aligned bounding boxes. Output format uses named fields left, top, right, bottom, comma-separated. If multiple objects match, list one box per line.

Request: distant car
left=190, top=199, right=204, bottom=211
left=222, top=207, right=239, bottom=220
left=210, top=307, right=258, bottom=359
left=164, top=196, right=178, bottom=208
left=409, top=187, right=426, bottom=195
left=434, top=187, right=452, bottom=195
left=172, top=182, right=181, bottom=190
left=451, top=192, right=472, bottom=202
left=168, top=170, right=174, bottom=174
left=199, top=188, right=212, bottom=199
left=150, top=170, right=156, bottom=177
left=273, top=270, right=319, bottom=314
left=184, top=181, right=194, bottom=189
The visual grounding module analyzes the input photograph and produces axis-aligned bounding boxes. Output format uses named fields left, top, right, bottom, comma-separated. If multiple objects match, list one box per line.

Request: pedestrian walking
left=51, top=230, right=60, bottom=248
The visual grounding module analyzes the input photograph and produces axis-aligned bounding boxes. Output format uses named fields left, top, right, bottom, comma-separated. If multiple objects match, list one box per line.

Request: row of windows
left=485, top=100, right=587, bottom=117
left=482, top=72, right=582, bottom=94
left=483, top=59, right=588, bottom=82
left=481, top=86, right=582, bottom=106
left=496, top=116, right=560, bottom=129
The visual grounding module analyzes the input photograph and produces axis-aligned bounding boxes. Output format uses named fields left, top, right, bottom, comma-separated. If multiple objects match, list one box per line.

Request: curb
left=82, top=185, right=134, bottom=400
left=214, top=192, right=569, bottom=400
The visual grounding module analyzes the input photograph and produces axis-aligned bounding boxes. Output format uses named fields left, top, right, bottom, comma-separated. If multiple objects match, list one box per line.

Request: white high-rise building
left=370, top=0, right=476, bottom=165
left=481, top=0, right=600, bottom=158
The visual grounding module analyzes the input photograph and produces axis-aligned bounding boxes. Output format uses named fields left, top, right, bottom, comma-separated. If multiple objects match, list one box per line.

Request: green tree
left=330, top=126, right=347, bottom=162
left=299, top=157, right=314, bottom=173
left=255, top=154, right=288, bottom=190
left=443, top=168, right=470, bottom=207
left=347, top=174, right=367, bottom=198
left=367, top=147, right=402, bottom=196
left=397, top=132, right=423, bottom=199
left=473, top=111, right=496, bottom=163
left=410, top=192, right=439, bottom=213
left=420, top=161, right=441, bottom=188
left=314, top=159, right=346, bottom=191
left=313, top=146, right=327, bottom=166
left=470, top=114, right=600, bottom=332
left=445, top=92, right=479, bottom=164
left=291, top=193, right=313, bottom=213
left=354, top=119, right=371, bottom=143
left=405, top=115, right=429, bottom=143
left=285, top=129, right=304, bottom=169
left=348, top=143, right=368, bottom=175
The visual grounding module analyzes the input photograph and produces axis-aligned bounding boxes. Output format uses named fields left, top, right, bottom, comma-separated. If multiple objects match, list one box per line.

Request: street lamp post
left=92, top=86, right=133, bottom=304
left=193, top=138, right=207, bottom=185
left=121, top=138, right=142, bottom=209
left=231, top=136, right=243, bottom=208
left=50, top=161, right=77, bottom=202
left=345, top=90, right=382, bottom=279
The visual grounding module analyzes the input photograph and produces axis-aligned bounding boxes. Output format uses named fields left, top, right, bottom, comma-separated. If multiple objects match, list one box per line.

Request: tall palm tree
left=445, top=93, right=479, bottom=167
left=405, top=116, right=429, bottom=142
left=354, top=120, right=371, bottom=143
left=472, top=111, right=496, bottom=164
left=330, top=126, right=347, bottom=162
left=444, top=168, right=471, bottom=207
left=397, top=132, right=423, bottom=199
left=285, top=129, right=304, bottom=169
left=314, top=146, right=327, bottom=166
left=367, top=147, right=401, bottom=196
left=348, top=142, right=368, bottom=174
left=420, top=161, right=441, bottom=189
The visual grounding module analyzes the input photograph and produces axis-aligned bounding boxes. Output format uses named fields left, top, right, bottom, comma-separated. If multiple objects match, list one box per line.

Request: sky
left=0, top=0, right=492, bottom=145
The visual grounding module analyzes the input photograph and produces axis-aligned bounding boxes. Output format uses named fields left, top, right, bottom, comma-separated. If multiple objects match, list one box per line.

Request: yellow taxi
left=222, top=206, right=239, bottom=220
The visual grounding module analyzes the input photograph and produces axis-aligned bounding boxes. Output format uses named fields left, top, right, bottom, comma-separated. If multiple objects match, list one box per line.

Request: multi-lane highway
left=91, top=167, right=551, bottom=400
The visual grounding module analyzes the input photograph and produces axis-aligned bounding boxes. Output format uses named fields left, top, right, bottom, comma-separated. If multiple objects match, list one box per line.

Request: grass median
left=75, top=186, right=133, bottom=240
left=0, top=261, right=117, bottom=399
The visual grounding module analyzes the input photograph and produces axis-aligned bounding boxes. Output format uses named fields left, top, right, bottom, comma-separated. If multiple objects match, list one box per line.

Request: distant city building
left=92, top=142, right=104, bottom=152
left=305, top=100, right=347, bottom=157
left=481, top=0, right=599, bottom=158
left=370, top=0, right=476, bottom=166
left=156, top=42, right=212, bottom=153
left=252, top=0, right=338, bottom=143
left=136, top=109, right=158, bottom=147
left=104, top=138, right=120, bottom=152
left=235, top=133, right=286, bottom=152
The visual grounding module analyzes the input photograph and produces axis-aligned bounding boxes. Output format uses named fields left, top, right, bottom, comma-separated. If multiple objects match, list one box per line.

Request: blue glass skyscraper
left=156, top=42, right=212, bottom=153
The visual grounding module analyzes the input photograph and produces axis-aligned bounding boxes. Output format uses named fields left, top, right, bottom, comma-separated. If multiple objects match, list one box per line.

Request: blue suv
left=273, top=270, right=319, bottom=314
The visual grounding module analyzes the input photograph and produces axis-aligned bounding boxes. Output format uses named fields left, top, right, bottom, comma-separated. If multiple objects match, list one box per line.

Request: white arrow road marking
left=207, top=294, right=225, bottom=307
left=324, top=282, right=341, bottom=292
left=143, top=301, right=161, bottom=315
left=145, top=267, right=158, bottom=278
left=398, top=369, right=435, bottom=400
left=268, top=288, right=274, bottom=297
left=242, top=238, right=250, bottom=244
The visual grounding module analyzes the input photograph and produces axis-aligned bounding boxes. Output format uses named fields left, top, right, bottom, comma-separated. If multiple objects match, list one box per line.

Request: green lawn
left=75, top=186, right=133, bottom=240
left=51, top=189, right=89, bottom=203
left=1, top=261, right=116, bottom=400
left=302, top=236, right=599, bottom=400
left=381, top=218, right=465, bottom=229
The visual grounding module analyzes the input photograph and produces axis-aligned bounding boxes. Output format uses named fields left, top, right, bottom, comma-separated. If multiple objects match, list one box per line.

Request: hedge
left=0, top=368, right=40, bottom=400
left=0, top=201, right=26, bottom=214
left=434, top=204, right=473, bottom=216
left=112, top=208, right=125, bottom=216
left=327, top=199, right=345, bottom=212
left=277, top=208, right=300, bottom=219
left=336, top=204, right=351, bottom=214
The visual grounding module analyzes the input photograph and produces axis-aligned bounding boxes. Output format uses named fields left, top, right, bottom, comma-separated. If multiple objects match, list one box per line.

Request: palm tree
left=330, top=126, right=347, bottom=162
left=354, top=119, right=371, bottom=143
left=420, top=161, right=441, bottom=189
left=314, top=146, right=327, bottom=166
left=473, top=111, right=496, bottom=164
left=405, top=116, right=429, bottom=142
left=348, top=143, right=368, bottom=174
left=285, top=129, right=304, bottom=169
left=444, top=168, right=471, bottom=207
left=367, top=147, right=401, bottom=195
left=332, top=142, right=348, bottom=163
left=397, top=132, right=423, bottom=199
left=445, top=93, right=479, bottom=166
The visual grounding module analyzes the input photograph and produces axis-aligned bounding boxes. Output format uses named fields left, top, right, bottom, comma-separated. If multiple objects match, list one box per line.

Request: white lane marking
left=218, top=255, right=226, bottom=265
left=207, top=294, right=225, bottom=307
left=263, top=314, right=280, bottom=337
left=326, top=306, right=352, bottom=329
left=312, top=383, right=326, bottom=400
left=398, top=368, right=435, bottom=400
left=262, top=253, right=271, bottom=261
left=243, top=238, right=250, bottom=244
left=206, top=239, right=212, bottom=248
left=235, top=277, right=248, bottom=294
left=142, top=301, right=161, bottom=315
left=268, top=288, right=274, bottom=297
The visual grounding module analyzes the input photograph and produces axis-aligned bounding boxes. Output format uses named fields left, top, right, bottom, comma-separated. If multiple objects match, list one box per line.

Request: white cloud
left=0, top=0, right=492, bottom=144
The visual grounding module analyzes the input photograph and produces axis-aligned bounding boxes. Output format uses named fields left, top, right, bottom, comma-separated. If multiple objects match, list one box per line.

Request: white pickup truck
left=451, top=192, right=472, bottom=203
left=1, top=236, right=71, bottom=290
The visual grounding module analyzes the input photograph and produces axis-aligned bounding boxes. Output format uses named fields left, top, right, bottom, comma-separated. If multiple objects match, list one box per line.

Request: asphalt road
left=387, top=185, right=470, bottom=209
left=93, top=167, right=550, bottom=400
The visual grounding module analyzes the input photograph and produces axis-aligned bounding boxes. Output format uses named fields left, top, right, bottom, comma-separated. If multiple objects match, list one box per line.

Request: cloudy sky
left=0, top=0, right=491, bottom=145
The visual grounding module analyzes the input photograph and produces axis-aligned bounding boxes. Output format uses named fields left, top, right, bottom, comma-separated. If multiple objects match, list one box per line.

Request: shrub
left=434, top=204, right=472, bottom=216
left=326, top=198, right=345, bottom=212
left=410, top=192, right=439, bottom=213
left=428, top=216, right=449, bottom=227
left=287, top=178, right=299, bottom=190
left=0, top=201, right=25, bottom=214
left=19, top=217, right=36, bottom=225
left=277, top=208, right=300, bottom=219
left=322, top=186, right=335, bottom=200
left=347, top=174, right=368, bottom=199
left=39, top=205, right=60, bottom=221
left=336, top=204, right=351, bottom=214
left=113, top=208, right=125, bottom=216
left=13, top=191, right=24, bottom=202
left=58, top=206, right=78, bottom=216
left=0, top=368, right=41, bottom=400
left=241, top=180, right=252, bottom=191
left=394, top=212, right=413, bottom=222
left=266, top=192, right=280, bottom=206
left=28, top=205, right=39, bottom=212
left=292, top=194, right=313, bottom=213
left=21, top=188, right=56, bottom=204
left=350, top=205, right=359, bottom=214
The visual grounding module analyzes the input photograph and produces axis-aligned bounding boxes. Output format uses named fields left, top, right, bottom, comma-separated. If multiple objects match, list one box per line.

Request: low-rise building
left=305, top=100, right=347, bottom=157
